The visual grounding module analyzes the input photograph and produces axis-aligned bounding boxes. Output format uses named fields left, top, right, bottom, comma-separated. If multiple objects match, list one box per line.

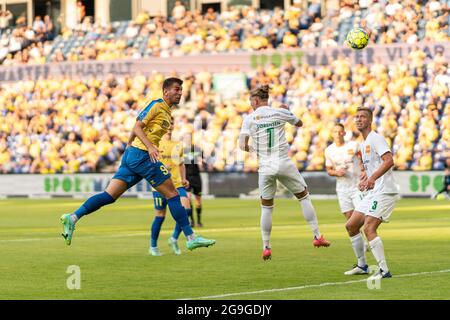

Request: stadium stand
left=0, top=0, right=448, bottom=64
left=0, top=1, right=448, bottom=174
left=0, top=45, right=448, bottom=174
left=0, top=14, right=55, bottom=65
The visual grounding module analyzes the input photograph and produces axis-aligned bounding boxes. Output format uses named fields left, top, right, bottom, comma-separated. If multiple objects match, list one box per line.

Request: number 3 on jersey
left=266, top=127, right=275, bottom=149
left=371, top=201, right=378, bottom=210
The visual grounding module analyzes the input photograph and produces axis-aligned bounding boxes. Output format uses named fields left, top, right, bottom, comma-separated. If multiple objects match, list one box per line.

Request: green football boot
left=149, top=247, right=162, bottom=256
left=60, top=214, right=75, bottom=245
left=186, top=235, right=216, bottom=251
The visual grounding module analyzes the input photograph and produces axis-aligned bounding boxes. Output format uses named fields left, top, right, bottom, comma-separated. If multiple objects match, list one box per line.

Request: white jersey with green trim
left=325, top=141, right=360, bottom=193
left=360, top=131, right=398, bottom=194
left=240, top=106, right=300, bottom=173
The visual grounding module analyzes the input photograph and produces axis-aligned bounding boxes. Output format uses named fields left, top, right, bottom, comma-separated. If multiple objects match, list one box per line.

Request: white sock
left=70, top=214, right=79, bottom=224
left=261, top=205, right=273, bottom=249
left=299, top=197, right=321, bottom=239
left=187, top=233, right=195, bottom=241
left=350, top=233, right=367, bottom=267
left=362, top=232, right=369, bottom=252
left=369, top=236, right=389, bottom=272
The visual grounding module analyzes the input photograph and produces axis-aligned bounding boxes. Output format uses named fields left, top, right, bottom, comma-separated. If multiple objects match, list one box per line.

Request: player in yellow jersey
left=149, top=121, right=193, bottom=256
left=60, top=78, right=215, bottom=252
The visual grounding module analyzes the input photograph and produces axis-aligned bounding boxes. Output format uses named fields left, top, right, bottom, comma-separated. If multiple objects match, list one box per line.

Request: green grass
left=0, top=198, right=449, bottom=300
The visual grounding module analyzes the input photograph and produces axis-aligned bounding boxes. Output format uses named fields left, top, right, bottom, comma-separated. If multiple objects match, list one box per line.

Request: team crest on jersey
left=365, top=145, right=371, bottom=153
left=162, top=120, right=170, bottom=129
left=254, top=116, right=261, bottom=120
left=347, top=148, right=355, bottom=155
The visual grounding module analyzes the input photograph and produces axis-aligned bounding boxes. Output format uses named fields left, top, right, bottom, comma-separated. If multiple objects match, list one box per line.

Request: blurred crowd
left=0, top=12, right=55, bottom=65
left=0, top=47, right=448, bottom=174
left=0, top=0, right=449, bottom=64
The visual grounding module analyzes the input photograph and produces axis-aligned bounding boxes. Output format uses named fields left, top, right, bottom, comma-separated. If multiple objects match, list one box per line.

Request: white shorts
left=354, top=192, right=399, bottom=222
left=337, top=190, right=366, bottom=213
left=259, top=158, right=307, bottom=200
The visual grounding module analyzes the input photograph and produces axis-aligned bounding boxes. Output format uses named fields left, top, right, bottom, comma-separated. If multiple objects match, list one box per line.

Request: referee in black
left=184, top=143, right=204, bottom=227
left=433, top=158, right=450, bottom=199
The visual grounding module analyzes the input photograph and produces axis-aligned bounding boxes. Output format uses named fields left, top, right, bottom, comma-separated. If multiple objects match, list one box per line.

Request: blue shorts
left=153, top=187, right=188, bottom=210
left=112, top=146, right=171, bottom=188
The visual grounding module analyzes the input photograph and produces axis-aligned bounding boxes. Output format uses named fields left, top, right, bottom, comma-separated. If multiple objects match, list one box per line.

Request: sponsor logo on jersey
left=162, top=120, right=171, bottom=129
left=255, top=114, right=277, bottom=120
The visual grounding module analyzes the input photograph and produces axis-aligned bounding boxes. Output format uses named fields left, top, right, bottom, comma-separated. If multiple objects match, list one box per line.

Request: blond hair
left=250, top=85, right=270, bottom=100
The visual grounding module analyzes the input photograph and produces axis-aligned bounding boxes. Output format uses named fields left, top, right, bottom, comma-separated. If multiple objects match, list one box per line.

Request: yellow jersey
left=132, top=98, right=172, bottom=150
left=158, top=139, right=184, bottom=188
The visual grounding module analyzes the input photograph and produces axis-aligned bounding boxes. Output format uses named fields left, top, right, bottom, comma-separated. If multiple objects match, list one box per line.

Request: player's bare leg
left=343, top=210, right=353, bottom=220
left=294, top=189, right=330, bottom=248
left=344, top=211, right=369, bottom=275
left=194, top=194, right=203, bottom=227
left=187, top=191, right=195, bottom=226
left=180, top=196, right=191, bottom=214
left=105, top=179, right=129, bottom=199
left=154, top=178, right=179, bottom=199
left=260, top=198, right=274, bottom=260
left=364, top=216, right=392, bottom=279
left=344, top=210, right=370, bottom=252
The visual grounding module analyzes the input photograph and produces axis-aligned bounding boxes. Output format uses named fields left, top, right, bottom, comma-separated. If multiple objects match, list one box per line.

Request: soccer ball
left=346, top=27, right=369, bottom=50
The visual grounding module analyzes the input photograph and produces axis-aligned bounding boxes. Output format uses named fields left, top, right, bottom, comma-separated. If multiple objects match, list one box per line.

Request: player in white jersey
left=325, top=123, right=365, bottom=219
left=238, top=85, right=331, bottom=261
left=344, top=107, right=399, bottom=280
left=325, top=123, right=369, bottom=265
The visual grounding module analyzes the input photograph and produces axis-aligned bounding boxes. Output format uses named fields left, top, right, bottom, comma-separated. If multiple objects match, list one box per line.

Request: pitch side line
left=2, top=218, right=450, bottom=242
left=0, top=225, right=305, bottom=242
left=179, top=269, right=450, bottom=300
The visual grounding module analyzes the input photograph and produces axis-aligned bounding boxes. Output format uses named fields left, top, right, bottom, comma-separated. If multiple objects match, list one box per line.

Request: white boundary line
left=0, top=225, right=303, bottom=243
left=179, top=269, right=450, bottom=300
left=2, top=217, right=450, bottom=243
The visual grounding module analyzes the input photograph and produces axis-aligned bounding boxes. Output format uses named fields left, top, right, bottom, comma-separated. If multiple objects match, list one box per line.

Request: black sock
left=196, top=206, right=202, bottom=224
left=189, top=202, right=195, bottom=225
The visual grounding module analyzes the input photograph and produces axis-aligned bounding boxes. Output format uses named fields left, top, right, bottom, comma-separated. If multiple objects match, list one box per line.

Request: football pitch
left=1, top=198, right=449, bottom=300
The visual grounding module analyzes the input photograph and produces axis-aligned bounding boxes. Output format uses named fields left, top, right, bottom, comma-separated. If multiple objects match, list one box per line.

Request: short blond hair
left=250, top=85, right=270, bottom=100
